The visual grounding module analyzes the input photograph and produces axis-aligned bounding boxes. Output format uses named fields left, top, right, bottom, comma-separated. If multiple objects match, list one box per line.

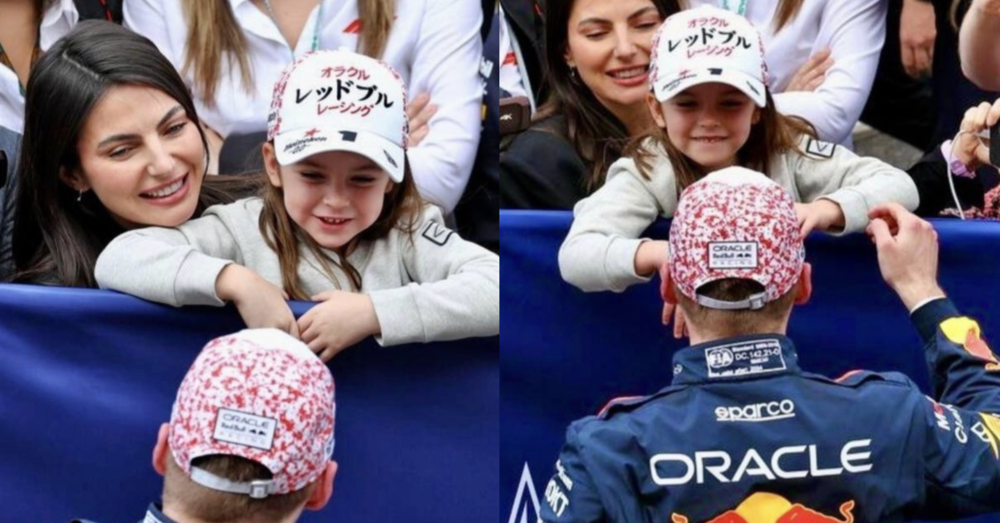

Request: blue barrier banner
left=0, top=284, right=498, bottom=523
left=500, top=210, right=1000, bottom=523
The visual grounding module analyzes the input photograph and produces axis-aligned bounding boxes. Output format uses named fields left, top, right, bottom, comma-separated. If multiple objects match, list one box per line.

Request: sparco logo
left=716, top=399, right=795, bottom=422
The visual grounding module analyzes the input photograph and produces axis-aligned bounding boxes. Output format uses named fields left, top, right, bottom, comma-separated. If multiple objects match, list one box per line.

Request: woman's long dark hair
left=9, top=21, right=251, bottom=287
left=530, top=0, right=681, bottom=192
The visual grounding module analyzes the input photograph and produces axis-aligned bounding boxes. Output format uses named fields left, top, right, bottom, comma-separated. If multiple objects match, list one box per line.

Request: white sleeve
left=94, top=213, right=245, bottom=307
left=367, top=208, right=499, bottom=346
left=405, top=0, right=484, bottom=214
left=771, top=0, right=887, bottom=144
left=123, top=0, right=183, bottom=70
left=558, top=159, right=669, bottom=293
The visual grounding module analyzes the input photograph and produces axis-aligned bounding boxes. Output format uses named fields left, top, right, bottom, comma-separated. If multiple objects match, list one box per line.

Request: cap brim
left=274, top=129, right=405, bottom=183
left=654, top=70, right=766, bottom=108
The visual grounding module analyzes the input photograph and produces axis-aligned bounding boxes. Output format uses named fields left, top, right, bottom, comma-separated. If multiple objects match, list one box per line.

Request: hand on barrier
left=900, top=0, right=936, bottom=79
left=785, top=48, right=833, bottom=92
left=866, top=202, right=945, bottom=311
left=955, top=98, right=1000, bottom=171
left=216, top=264, right=300, bottom=337
left=407, top=92, right=437, bottom=148
left=298, top=290, right=382, bottom=362
left=794, top=199, right=845, bottom=239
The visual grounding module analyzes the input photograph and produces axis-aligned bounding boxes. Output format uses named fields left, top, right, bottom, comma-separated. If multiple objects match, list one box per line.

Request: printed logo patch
left=708, top=241, right=757, bottom=269
left=705, top=339, right=786, bottom=379
left=422, top=221, right=454, bottom=246
left=213, top=408, right=277, bottom=451
left=715, top=399, right=796, bottom=422
left=806, top=139, right=835, bottom=158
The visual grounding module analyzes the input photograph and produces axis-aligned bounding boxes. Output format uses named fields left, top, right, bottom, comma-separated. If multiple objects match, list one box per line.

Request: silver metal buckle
left=249, top=479, right=273, bottom=499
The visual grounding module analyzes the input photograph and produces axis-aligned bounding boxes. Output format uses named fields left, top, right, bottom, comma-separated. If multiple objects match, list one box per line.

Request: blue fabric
left=500, top=210, right=1000, bottom=523
left=0, top=284, right=498, bottom=523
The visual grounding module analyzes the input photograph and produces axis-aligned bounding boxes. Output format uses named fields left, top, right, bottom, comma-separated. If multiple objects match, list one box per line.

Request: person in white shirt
left=124, top=0, right=483, bottom=214
left=686, top=0, right=888, bottom=146
left=0, top=0, right=80, bottom=134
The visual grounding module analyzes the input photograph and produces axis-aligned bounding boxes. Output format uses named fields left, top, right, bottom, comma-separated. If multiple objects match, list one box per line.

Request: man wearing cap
left=540, top=167, right=1000, bottom=522
left=76, top=329, right=337, bottom=523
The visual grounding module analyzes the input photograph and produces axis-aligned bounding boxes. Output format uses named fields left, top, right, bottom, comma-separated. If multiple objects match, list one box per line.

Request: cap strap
left=190, top=466, right=275, bottom=499
left=696, top=292, right=767, bottom=310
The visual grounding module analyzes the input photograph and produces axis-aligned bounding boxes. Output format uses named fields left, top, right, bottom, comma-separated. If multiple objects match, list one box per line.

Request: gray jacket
left=95, top=197, right=499, bottom=346
left=559, top=136, right=920, bottom=292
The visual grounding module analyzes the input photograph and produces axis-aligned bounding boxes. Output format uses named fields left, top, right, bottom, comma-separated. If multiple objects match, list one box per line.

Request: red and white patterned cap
left=267, top=49, right=408, bottom=182
left=649, top=5, right=768, bottom=107
left=169, top=329, right=335, bottom=498
left=668, top=167, right=804, bottom=310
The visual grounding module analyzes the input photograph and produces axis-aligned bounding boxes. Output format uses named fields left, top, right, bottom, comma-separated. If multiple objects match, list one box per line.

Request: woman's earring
left=77, top=189, right=84, bottom=203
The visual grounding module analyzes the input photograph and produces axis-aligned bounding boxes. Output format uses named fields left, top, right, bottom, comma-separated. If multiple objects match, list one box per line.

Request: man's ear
left=646, top=93, right=667, bottom=129
left=261, top=142, right=282, bottom=188
left=152, top=423, right=170, bottom=477
left=58, top=167, right=89, bottom=192
left=794, top=262, right=813, bottom=305
left=304, top=461, right=338, bottom=510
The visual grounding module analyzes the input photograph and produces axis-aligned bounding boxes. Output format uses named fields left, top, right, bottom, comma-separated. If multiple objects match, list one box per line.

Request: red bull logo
left=940, top=318, right=1000, bottom=371
left=671, top=492, right=855, bottom=523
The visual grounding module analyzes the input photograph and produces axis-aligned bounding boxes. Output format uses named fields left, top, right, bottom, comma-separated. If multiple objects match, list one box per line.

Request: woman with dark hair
left=7, top=21, right=251, bottom=287
left=500, top=0, right=680, bottom=210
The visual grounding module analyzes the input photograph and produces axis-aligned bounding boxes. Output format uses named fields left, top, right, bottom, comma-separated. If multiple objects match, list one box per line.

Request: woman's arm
left=406, top=0, right=484, bottom=213
left=960, top=0, right=1000, bottom=90
left=772, top=0, right=888, bottom=143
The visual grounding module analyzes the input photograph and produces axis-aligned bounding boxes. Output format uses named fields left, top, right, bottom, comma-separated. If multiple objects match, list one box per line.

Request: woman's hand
left=406, top=92, right=437, bottom=147
left=794, top=200, right=845, bottom=238
left=785, top=48, right=834, bottom=92
left=297, top=290, right=382, bottom=362
left=216, top=264, right=299, bottom=337
left=954, top=98, right=1000, bottom=171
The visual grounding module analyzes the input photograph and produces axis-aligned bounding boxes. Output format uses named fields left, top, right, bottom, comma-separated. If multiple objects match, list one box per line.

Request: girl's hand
left=785, top=48, right=833, bottom=93
left=634, top=240, right=670, bottom=278
left=298, top=290, right=382, bottom=362
left=955, top=99, right=1000, bottom=170
left=216, top=264, right=299, bottom=337
left=406, top=92, right=437, bottom=147
left=794, top=200, right=845, bottom=238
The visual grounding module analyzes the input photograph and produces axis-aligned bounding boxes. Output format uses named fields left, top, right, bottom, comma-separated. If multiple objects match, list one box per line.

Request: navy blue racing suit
left=539, top=298, right=1000, bottom=523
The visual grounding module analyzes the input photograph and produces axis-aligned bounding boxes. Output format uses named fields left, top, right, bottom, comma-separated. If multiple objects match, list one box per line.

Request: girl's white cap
left=649, top=6, right=768, bottom=107
left=267, top=50, right=408, bottom=182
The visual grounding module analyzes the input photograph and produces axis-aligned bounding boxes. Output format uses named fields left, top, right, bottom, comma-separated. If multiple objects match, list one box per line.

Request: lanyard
left=262, top=0, right=324, bottom=60
left=720, top=0, right=748, bottom=17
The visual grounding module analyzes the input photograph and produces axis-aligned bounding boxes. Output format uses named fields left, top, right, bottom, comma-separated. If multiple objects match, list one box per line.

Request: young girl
left=95, top=50, right=499, bottom=361
left=559, top=6, right=919, bottom=294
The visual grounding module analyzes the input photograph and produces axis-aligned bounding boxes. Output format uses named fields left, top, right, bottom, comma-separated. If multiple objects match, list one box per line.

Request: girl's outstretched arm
left=366, top=206, right=498, bottom=346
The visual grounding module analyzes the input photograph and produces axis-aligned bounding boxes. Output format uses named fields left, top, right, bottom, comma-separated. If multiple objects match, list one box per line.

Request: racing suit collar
left=672, top=333, right=801, bottom=385
left=139, top=504, right=177, bottom=523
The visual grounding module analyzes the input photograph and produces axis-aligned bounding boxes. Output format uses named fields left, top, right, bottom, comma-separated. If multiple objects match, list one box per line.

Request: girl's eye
left=166, top=122, right=187, bottom=135
left=300, top=171, right=324, bottom=181
left=721, top=100, right=746, bottom=109
left=635, top=21, right=658, bottom=29
left=352, top=176, right=376, bottom=185
left=675, top=101, right=696, bottom=109
left=583, top=30, right=607, bottom=40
